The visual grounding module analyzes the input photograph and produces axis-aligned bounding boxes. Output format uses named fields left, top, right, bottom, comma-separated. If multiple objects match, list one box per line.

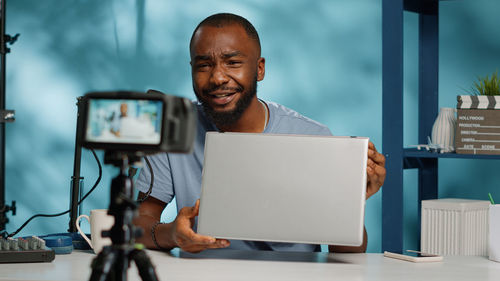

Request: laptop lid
left=197, top=132, right=368, bottom=246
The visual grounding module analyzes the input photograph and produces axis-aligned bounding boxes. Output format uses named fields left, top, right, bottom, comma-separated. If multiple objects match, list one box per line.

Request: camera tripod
left=89, top=152, right=159, bottom=281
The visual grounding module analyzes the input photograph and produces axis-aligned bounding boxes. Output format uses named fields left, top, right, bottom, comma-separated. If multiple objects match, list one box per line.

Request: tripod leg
left=89, top=247, right=118, bottom=281
left=131, top=249, right=160, bottom=281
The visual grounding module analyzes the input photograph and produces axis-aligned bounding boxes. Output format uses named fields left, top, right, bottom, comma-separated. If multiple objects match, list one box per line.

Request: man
left=110, top=103, right=128, bottom=137
left=134, top=13, right=386, bottom=253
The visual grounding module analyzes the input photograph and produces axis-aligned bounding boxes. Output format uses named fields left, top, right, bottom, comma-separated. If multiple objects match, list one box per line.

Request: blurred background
left=3, top=0, right=499, bottom=253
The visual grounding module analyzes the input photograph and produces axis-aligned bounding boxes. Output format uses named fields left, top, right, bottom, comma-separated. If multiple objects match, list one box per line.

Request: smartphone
left=383, top=250, right=443, bottom=263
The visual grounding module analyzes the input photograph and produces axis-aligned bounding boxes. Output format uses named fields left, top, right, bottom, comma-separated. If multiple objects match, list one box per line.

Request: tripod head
left=103, top=151, right=143, bottom=246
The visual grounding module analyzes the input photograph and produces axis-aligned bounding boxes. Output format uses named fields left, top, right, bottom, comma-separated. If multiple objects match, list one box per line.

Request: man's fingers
left=188, top=232, right=217, bottom=245
left=368, top=142, right=385, bottom=165
left=192, top=235, right=230, bottom=249
left=375, top=152, right=386, bottom=165
left=368, top=148, right=385, bottom=165
left=368, top=141, right=376, bottom=151
left=179, top=235, right=230, bottom=252
left=367, top=163, right=386, bottom=186
left=175, top=212, right=230, bottom=251
left=178, top=200, right=200, bottom=219
left=173, top=200, right=230, bottom=253
left=367, top=159, right=385, bottom=177
left=365, top=142, right=386, bottom=200
left=177, top=230, right=215, bottom=247
left=192, top=199, right=200, bottom=217
left=208, top=239, right=231, bottom=248
left=182, top=230, right=229, bottom=248
left=367, top=158, right=376, bottom=169
left=183, top=239, right=231, bottom=253
left=366, top=156, right=386, bottom=197
left=366, top=171, right=383, bottom=198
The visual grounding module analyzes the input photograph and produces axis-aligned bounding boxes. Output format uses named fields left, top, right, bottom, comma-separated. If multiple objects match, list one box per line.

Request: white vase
left=431, top=107, right=457, bottom=153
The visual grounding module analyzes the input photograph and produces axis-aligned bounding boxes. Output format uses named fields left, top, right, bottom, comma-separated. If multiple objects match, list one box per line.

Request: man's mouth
left=207, top=91, right=237, bottom=105
left=210, top=92, right=233, bottom=97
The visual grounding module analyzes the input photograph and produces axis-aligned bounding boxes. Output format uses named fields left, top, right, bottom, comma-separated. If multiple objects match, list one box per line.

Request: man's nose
left=210, top=64, right=230, bottom=86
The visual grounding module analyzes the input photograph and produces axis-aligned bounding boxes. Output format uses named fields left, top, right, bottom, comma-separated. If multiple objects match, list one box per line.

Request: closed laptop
left=197, top=132, right=368, bottom=246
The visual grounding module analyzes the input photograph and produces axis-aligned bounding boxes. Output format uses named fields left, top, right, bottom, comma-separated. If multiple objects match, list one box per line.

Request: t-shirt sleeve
left=274, top=115, right=332, bottom=136
left=317, top=126, right=333, bottom=136
left=135, top=153, right=175, bottom=204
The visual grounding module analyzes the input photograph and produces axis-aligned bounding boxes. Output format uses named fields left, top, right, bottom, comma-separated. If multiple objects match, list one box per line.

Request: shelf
left=403, top=149, right=500, bottom=169
left=403, top=149, right=500, bottom=159
left=382, top=0, right=476, bottom=254
left=404, top=0, right=439, bottom=13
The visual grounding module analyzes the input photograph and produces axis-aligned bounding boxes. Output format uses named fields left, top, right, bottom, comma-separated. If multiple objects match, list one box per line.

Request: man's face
left=190, top=24, right=265, bottom=126
left=120, top=103, right=128, bottom=116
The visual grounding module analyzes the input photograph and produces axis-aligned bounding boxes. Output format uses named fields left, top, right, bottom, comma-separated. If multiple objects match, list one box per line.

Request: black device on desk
left=0, top=236, right=55, bottom=263
left=78, top=90, right=196, bottom=281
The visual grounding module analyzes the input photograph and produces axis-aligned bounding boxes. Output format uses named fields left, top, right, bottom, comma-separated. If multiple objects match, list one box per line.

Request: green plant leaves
left=471, top=70, right=500, bottom=96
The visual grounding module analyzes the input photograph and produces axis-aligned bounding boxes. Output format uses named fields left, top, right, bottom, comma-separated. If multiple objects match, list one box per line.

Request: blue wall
left=4, top=0, right=500, bottom=253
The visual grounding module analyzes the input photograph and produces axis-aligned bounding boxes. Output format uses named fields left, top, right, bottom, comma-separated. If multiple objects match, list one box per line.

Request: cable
left=75, top=149, right=102, bottom=205
left=136, top=156, right=154, bottom=203
left=5, top=149, right=102, bottom=238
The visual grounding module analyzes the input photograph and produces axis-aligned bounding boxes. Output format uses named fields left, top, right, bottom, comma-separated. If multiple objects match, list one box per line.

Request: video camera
left=76, top=90, right=197, bottom=281
left=79, top=90, right=196, bottom=154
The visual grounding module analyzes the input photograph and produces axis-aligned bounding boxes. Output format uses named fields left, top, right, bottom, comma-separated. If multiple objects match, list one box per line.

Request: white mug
left=76, top=209, right=114, bottom=254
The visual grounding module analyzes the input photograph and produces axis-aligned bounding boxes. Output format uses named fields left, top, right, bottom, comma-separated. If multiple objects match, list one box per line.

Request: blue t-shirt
left=136, top=100, right=332, bottom=251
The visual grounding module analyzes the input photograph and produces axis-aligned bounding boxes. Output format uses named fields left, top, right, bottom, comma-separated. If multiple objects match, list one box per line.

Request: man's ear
left=257, top=57, right=265, bottom=81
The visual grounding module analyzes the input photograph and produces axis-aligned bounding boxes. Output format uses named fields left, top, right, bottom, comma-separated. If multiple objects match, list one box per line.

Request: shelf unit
left=381, top=0, right=500, bottom=253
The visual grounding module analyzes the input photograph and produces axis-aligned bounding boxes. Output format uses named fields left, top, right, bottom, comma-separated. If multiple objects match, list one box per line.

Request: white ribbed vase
left=431, top=107, right=457, bottom=153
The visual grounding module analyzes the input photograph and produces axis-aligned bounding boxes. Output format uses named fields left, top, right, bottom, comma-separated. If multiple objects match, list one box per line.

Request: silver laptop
left=197, top=132, right=368, bottom=246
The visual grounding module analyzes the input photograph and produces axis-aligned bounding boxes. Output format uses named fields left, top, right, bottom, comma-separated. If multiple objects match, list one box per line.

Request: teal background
left=4, top=0, right=500, bottom=253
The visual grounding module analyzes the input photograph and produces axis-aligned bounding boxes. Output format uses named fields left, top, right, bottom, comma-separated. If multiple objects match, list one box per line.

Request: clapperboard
left=457, top=95, right=500, bottom=109
left=456, top=95, right=500, bottom=155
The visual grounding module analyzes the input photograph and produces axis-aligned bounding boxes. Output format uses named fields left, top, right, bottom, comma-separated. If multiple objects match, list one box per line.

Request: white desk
left=1, top=249, right=500, bottom=281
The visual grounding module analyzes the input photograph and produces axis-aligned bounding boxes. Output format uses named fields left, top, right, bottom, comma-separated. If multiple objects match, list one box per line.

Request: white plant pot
left=431, top=107, right=457, bottom=153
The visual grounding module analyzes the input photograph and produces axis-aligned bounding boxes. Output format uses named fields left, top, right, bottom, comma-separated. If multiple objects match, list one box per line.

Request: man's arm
left=133, top=192, right=230, bottom=253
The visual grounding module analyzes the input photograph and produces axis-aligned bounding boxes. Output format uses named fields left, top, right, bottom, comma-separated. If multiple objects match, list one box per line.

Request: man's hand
left=366, top=142, right=386, bottom=199
left=170, top=200, right=230, bottom=253
left=135, top=195, right=230, bottom=253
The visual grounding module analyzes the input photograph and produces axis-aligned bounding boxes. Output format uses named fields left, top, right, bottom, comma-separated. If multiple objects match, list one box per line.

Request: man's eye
left=227, top=61, right=242, bottom=66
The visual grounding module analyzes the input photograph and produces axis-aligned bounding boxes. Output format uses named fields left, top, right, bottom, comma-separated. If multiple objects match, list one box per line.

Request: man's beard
left=194, top=77, right=257, bottom=128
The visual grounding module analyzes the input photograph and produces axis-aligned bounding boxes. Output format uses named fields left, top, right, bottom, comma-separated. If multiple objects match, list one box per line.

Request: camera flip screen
left=85, top=99, right=163, bottom=145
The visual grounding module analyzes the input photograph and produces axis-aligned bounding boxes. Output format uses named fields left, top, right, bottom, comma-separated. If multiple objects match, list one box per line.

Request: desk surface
left=1, top=249, right=500, bottom=281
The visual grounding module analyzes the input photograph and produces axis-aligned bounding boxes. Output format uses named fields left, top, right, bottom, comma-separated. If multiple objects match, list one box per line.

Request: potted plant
left=470, top=70, right=500, bottom=96
left=456, top=71, right=500, bottom=155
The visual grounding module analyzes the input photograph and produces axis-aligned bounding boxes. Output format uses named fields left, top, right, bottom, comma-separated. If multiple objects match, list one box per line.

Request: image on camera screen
left=85, top=99, right=163, bottom=144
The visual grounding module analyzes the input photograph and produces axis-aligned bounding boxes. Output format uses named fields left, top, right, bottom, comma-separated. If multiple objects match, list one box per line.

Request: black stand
left=0, top=0, right=19, bottom=235
left=68, top=96, right=85, bottom=233
left=89, top=152, right=158, bottom=281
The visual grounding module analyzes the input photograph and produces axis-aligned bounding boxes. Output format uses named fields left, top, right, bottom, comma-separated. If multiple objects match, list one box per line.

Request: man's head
left=190, top=13, right=265, bottom=128
left=120, top=103, right=128, bottom=117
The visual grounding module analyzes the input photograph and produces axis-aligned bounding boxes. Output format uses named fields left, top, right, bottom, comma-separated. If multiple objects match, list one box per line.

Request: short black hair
left=189, top=13, right=261, bottom=53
